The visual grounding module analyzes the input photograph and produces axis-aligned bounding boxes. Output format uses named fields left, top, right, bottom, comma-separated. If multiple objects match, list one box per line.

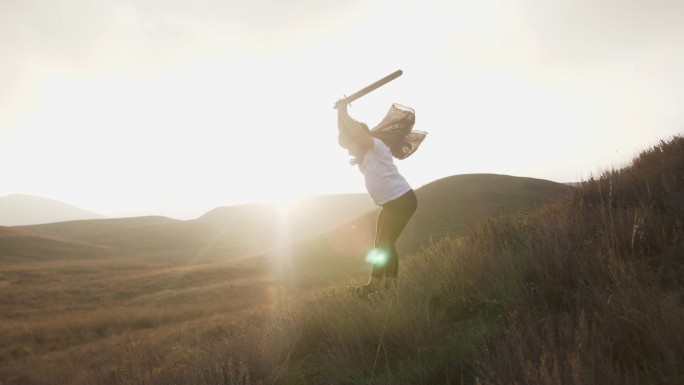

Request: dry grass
left=260, top=135, right=684, bottom=384
left=472, top=136, right=684, bottom=385
left=0, top=256, right=275, bottom=385
left=2, top=135, right=682, bottom=385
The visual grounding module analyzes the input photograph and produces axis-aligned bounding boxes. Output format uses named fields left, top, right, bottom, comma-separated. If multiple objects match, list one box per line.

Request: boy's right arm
left=338, top=110, right=373, bottom=150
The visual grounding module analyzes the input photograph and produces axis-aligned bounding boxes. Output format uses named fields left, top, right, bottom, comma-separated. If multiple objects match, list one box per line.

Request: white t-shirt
left=359, top=138, right=412, bottom=205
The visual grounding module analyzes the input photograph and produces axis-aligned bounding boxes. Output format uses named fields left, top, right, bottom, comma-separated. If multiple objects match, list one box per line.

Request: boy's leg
left=371, top=191, right=417, bottom=279
left=371, top=208, right=391, bottom=279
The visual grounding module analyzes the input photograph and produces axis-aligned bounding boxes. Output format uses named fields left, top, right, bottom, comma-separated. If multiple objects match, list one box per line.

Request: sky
left=1, top=0, right=683, bottom=219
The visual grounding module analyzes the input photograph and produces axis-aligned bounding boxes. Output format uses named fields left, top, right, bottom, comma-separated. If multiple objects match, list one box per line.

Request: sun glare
left=272, top=193, right=305, bottom=213
left=365, top=248, right=389, bottom=266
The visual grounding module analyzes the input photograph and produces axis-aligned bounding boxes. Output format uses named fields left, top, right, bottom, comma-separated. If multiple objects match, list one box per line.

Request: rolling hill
left=5, top=194, right=376, bottom=263
left=0, top=194, right=104, bottom=226
left=399, top=173, right=574, bottom=254
left=2, top=135, right=682, bottom=385
left=3, top=176, right=573, bottom=267
left=0, top=173, right=577, bottom=384
left=263, top=174, right=575, bottom=285
left=0, top=227, right=115, bottom=263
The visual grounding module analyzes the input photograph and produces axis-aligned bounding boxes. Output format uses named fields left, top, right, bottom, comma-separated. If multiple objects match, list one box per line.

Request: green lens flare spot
left=365, top=248, right=389, bottom=266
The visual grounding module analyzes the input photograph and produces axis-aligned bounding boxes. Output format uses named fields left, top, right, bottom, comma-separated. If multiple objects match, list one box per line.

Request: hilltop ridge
left=0, top=194, right=104, bottom=226
left=4, top=175, right=572, bottom=266
left=399, top=173, right=573, bottom=254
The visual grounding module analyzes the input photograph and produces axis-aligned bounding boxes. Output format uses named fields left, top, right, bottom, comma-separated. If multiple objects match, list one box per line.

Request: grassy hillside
left=270, top=174, right=573, bottom=288
left=15, top=194, right=375, bottom=262
left=0, top=227, right=115, bottom=263
left=257, top=135, right=684, bottom=384
left=7, top=176, right=566, bottom=269
left=6, top=134, right=683, bottom=385
left=0, top=174, right=574, bottom=385
left=10, top=133, right=673, bottom=385
left=399, top=174, right=574, bottom=254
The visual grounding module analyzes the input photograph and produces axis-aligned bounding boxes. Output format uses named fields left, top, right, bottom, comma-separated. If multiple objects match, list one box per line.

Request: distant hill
left=9, top=194, right=375, bottom=263
left=0, top=194, right=104, bottom=226
left=399, top=173, right=575, bottom=254
left=2, top=176, right=572, bottom=268
left=263, top=174, right=575, bottom=285
left=0, top=227, right=114, bottom=263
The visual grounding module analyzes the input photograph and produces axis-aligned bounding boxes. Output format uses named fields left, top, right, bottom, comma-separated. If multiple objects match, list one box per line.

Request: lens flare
left=365, top=248, right=389, bottom=266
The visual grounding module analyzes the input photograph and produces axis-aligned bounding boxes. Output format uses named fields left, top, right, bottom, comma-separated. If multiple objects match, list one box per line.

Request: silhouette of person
left=336, top=101, right=425, bottom=296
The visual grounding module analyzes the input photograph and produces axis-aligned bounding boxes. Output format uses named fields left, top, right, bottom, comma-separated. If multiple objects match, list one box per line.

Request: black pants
left=371, top=189, right=417, bottom=279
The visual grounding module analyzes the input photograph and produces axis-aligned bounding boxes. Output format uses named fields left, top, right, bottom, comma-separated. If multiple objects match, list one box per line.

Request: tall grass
left=472, top=136, right=684, bottom=385
left=261, top=135, right=684, bottom=384
left=3, top=135, right=683, bottom=384
left=261, top=215, right=530, bottom=384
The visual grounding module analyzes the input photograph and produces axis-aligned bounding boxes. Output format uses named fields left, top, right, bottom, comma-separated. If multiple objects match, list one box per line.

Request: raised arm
left=337, top=103, right=374, bottom=150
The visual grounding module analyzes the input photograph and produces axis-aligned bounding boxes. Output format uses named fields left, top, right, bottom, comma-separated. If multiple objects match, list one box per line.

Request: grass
left=259, top=135, right=684, bottom=384
left=1, top=135, right=683, bottom=384
left=0, top=256, right=275, bottom=385
left=262, top=215, right=531, bottom=384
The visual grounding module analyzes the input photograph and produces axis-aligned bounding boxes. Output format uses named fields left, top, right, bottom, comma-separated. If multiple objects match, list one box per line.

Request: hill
left=272, top=174, right=574, bottom=286
left=0, top=174, right=577, bottom=384
left=256, top=135, right=684, bottom=384
left=0, top=227, right=115, bottom=263
left=3, top=131, right=679, bottom=385
left=6, top=177, right=571, bottom=268
left=399, top=173, right=574, bottom=254
left=8, top=194, right=375, bottom=263
left=0, top=194, right=104, bottom=226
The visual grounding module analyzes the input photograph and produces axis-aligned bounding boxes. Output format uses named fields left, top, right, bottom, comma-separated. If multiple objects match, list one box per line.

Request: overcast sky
left=1, top=0, right=683, bottom=219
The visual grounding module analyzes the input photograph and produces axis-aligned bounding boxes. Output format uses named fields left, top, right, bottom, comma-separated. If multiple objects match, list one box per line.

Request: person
left=336, top=101, right=426, bottom=297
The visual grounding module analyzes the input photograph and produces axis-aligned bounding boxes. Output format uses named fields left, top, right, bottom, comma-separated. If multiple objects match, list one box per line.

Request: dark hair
left=372, top=132, right=406, bottom=158
left=370, top=104, right=427, bottom=160
left=338, top=104, right=426, bottom=160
